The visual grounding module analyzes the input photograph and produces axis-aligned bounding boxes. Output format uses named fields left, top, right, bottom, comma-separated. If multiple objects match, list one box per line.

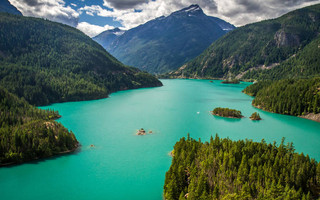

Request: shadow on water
left=251, top=119, right=263, bottom=123
left=1, top=146, right=82, bottom=168
left=212, top=115, right=243, bottom=123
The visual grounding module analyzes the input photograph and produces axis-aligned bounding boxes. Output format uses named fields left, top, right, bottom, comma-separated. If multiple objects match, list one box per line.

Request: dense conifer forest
left=0, top=13, right=162, bottom=106
left=164, top=135, right=320, bottom=200
left=0, top=87, right=78, bottom=165
left=243, top=78, right=320, bottom=116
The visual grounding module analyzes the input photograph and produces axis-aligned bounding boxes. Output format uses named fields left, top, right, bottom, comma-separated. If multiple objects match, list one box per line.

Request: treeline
left=164, top=135, right=320, bottom=200
left=0, top=87, right=78, bottom=165
left=0, top=13, right=162, bottom=106
left=211, top=107, right=243, bottom=118
left=243, top=78, right=320, bottom=116
left=242, top=80, right=273, bottom=96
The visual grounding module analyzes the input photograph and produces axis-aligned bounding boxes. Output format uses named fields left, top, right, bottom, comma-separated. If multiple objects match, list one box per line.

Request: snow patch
left=184, top=6, right=200, bottom=12
left=114, top=31, right=125, bottom=36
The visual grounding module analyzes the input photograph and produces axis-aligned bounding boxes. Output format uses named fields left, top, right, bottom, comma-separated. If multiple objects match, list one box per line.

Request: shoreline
left=252, top=104, right=320, bottom=123
left=0, top=143, right=80, bottom=167
left=158, top=76, right=255, bottom=83
left=39, top=84, right=163, bottom=107
left=299, top=113, right=320, bottom=123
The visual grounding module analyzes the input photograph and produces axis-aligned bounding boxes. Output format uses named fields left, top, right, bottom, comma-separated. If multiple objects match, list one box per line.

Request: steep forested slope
left=0, top=87, right=78, bottom=165
left=0, top=13, right=162, bottom=106
left=243, top=35, right=320, bottom=80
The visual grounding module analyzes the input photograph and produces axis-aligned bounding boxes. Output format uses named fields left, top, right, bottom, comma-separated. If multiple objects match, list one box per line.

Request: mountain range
left=0, top=0, right=22, bottom=15
left=93, top=5, right=235, bottom=74
left=169, top=3, right=320, bottom=80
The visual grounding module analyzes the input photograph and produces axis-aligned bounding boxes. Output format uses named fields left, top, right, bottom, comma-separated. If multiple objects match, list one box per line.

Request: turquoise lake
left=1, top=79, right=320, bottom=199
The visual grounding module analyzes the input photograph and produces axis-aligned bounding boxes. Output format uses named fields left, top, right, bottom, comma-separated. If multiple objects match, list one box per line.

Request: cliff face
left=274, top=30, right=300, bottom=47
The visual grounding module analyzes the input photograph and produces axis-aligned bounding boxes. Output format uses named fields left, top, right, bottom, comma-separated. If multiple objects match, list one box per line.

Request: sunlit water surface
left=1, top=79, right=320, bottom=200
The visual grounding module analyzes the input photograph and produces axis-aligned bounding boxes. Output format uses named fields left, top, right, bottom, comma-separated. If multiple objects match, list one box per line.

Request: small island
left=211, top=107, right=243, bottom=118
left=136, top=128, right=154, bottom=135
left=250, top=112, right=262, bottom=120
left=221, top=79, right=240, bottom=84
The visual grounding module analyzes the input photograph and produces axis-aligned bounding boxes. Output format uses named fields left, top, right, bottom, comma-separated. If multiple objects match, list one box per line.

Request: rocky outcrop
left=274, top=30, right=300, bottom=47
left=136, top=128, right=146, bottom=135
left=299, top=113, right=320, bottom=122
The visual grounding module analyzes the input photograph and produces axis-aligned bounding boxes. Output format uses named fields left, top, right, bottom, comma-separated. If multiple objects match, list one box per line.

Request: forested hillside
left=243, top=78, right=320, bottom=116
left=0, top=87, right=78, bottom=165
left=243, top=35, right=320, bottom=80
left=164, top=135, right=320, bottom=200
left=0, top=13, right=162, bottom=106
left=170, top=4, right=320, bottom=80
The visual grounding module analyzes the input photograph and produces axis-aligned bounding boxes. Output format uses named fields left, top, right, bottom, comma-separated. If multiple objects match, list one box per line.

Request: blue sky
left=9, top=0, right=320, bottom=37
left=65, top=0, right=122, bottom=27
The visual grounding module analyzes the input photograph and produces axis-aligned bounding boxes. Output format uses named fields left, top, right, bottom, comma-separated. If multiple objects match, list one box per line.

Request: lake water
left=1, top=79, right=320, bottom=200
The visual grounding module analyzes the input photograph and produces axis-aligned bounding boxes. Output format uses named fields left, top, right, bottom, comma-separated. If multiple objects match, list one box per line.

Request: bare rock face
left=136, top=128, right=146, bottom=135
left=274, top=30, right=300, bottom=47
left=299, top=113, right=320, bottom=122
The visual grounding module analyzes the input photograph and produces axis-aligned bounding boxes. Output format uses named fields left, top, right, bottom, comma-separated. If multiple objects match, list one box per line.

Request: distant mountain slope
left=171, top=4, right=320, bottom=80
left=0, top=0, right=22, bottom=15
left=0, top=87, right=78, bottom=165
left=93, top=28, right=125, bottom=50
left=95, top=5, right=235, bottom=74
left=243, top=35, right=320, bottom=80
left=0, top=13, right=162, bottom=106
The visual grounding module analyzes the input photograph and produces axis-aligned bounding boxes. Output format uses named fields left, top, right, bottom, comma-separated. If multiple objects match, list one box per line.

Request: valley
left=1, top=1, right=320, bottom=199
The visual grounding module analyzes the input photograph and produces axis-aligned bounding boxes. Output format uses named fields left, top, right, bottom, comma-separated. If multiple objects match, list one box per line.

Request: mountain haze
left=94, top=5, right=235, bottom=74
left=93, top=28, right=125, bottom=50
left=170, top=4, right=320, bottom=80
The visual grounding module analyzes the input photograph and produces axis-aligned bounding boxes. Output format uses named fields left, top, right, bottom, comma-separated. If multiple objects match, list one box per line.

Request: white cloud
left=96, top=0, right=320, bottom=29
left=8, top=0, right=320, bottom=37
left=77, top=22, right=115, bottom=37
left=9, top=0, right=79, bottom=27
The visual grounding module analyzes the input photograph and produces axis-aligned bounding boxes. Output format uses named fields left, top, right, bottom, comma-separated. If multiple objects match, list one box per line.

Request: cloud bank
left=9, top=0, right=79, bottom=27
left=77, top=22, right=115, bottom=37
left=97, top=0, right=320, bottom=29
left=9, top=0, right=320, bottom=37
